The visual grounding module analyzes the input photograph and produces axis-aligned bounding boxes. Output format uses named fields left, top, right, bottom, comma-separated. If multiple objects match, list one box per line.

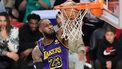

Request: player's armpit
left=32, top=45, right=42, bottom=63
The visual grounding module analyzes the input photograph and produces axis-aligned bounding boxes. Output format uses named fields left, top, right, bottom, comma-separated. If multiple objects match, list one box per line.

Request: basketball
left=61, top=1, right=80, bottom=20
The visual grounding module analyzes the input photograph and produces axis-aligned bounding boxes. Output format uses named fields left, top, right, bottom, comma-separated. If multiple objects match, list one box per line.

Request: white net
left=56, top=1, right=88, bottom=53
left=60, top=10, right=88, bottom=41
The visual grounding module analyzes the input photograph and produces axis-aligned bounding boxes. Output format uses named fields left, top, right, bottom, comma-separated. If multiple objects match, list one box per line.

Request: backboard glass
left=31, top=10, right=60, bottom=25
left=31, top=10, right=59, bottom=19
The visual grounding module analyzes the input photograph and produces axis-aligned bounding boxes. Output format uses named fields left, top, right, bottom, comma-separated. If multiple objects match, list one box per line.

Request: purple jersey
left=38, top=38, right=68, bottom=69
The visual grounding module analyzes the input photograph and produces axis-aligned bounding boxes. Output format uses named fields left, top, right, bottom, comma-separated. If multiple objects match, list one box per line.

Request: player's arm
left=54, top=13, right=68, bottom=48
left=32, top=45, right=43, bottom=69
left=32, top=45, right=42, bottom=63
left=54, top=25, right=68, bottom=48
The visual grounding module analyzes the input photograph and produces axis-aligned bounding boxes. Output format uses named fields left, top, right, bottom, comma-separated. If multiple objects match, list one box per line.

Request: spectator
left=0, top=12, right=19, bottom=69
left=90, top=23, right=108, bottom=61
left=3, top=0, right=15, bottom=9
left=96, top=25, right=121, bottom=69
left=19, top=0, right=51, bottom=23
left=15, top=0, right=26, bottom=22
left=18, top=13, right=42, bottom=69
left=8, top=8, right=24, bottom=28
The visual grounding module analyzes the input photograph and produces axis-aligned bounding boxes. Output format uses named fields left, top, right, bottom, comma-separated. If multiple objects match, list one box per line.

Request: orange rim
left=55, top=0, right=104, bottom=16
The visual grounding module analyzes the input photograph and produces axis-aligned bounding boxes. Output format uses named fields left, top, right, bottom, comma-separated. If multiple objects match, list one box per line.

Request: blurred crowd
left=0, top=0, right=122, bottom=69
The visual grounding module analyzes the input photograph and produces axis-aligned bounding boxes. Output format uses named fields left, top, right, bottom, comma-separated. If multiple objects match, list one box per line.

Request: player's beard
left=44, top=30, right=56, bottom=39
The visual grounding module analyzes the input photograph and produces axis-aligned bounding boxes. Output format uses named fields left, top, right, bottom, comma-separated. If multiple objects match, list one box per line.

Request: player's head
left=104, top=25, right=116, bottom=43
left=39, top=19, right=55, bottom=39
left=27, top=13, right=40, bottom=31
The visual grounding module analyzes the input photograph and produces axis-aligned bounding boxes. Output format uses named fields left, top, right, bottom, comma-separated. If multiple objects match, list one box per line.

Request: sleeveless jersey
left=38, top=38, right=68, bottom=69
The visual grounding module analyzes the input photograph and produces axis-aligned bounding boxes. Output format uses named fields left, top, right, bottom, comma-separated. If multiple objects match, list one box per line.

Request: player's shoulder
left=33, top=45, right=40, bottom=51
left=37, top=37, right=44, bottom=45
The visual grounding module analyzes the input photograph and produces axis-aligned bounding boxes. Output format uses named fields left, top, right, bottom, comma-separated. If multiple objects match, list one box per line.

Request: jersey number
left=48, top=56, right=62, bottom=69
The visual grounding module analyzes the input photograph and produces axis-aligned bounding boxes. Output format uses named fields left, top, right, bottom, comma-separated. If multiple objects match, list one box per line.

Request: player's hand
left=56, top=14, right=62, bottom=27
left=106, top=61, right=112, bottom=69
left=6, top=52, right=19, bottom=61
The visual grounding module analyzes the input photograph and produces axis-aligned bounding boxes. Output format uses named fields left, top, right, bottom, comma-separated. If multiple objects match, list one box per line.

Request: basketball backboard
left=31, top=10, right=59, bottom=19
left=31, top=10, right=60, bottom=25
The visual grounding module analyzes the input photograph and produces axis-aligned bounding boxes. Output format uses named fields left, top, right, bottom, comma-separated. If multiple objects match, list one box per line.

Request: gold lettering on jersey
left=44, top=47, right=62, bottom=60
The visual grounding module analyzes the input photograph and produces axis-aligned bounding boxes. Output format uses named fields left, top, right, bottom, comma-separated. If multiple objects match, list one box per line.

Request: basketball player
left=32, top=19, right=68, bottom=69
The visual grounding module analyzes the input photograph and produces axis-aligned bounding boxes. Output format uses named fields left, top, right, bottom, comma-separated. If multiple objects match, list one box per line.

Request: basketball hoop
left=61, top=10, right=87, bottom=41
left=55, top=0, right=104, bottom=41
